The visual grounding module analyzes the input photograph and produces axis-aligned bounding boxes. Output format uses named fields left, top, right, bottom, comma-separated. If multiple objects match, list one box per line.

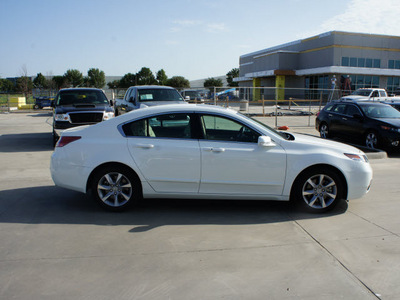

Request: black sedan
left=316, top=101, right=400, bottom=151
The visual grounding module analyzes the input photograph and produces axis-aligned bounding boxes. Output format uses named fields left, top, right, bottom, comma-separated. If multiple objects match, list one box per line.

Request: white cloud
left=320, top=0, right=400, bottom=36
left=206, top=23, right=228, bottom=33
left=172, top=20, right=202, bottom=26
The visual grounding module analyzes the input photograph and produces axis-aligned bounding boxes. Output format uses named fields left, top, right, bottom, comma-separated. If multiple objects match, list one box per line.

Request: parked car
left=114, top=85, right=186, bottom=116
left=340, top=88, right=400, bottom=102
left=51, top=104, right=372, bottom=213
left=52, top=88, right=114, bottom=146
left=316, top=100, right=400, bottom=150
left=33, top=96, right=54, bottom=109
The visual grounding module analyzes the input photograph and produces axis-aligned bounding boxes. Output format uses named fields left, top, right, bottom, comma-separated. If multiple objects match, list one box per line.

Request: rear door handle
left=203, top=147, right=225, bottom=153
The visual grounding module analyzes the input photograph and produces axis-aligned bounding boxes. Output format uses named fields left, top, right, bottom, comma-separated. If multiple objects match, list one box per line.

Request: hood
left=290, top=132, right=365, bottom=154
left=341, top=95, right=369, bottom=101
left=139, top=101, right=188, bottom=108
left=55, top=104, right=113, bottom=114
left=374, top=118, right=400, bottom=127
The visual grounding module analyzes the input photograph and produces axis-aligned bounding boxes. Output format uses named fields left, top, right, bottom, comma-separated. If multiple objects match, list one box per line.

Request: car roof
left=333, top=100, right=389, bottom=106
left=129, top=85, right=177, bottom=90
left=59, top=88, right=103, bottom=92
left=113, top=104, right=239, bottom=124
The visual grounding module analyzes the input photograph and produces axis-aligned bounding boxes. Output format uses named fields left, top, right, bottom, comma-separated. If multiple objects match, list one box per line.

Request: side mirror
left=185, top=96, right=190, bottom=101
left=109, top=100, right=114, bottom=106
left=258, top=136, right=275, bottom=147
left=353, top=113, right=363, bottom=121
left=50, top=101, right=55, bottom=108
left=129, top=96, right=135, bottom=104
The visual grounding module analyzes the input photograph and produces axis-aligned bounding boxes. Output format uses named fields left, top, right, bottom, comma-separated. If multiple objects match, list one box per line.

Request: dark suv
left=316, top=100, right=400, bottom=151
left=52, top=88, right=114, bottom=146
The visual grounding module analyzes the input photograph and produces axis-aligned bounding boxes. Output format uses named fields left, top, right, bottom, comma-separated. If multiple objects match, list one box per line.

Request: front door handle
left=136, top=144, right=154, bottom=149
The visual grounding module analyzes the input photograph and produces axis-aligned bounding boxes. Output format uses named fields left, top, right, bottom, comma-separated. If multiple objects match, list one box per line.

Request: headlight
left=54, top=114, right=70, bottom=122
left=103, top=112, right=115, bottom=121
left=380, top=125, right=400, bottom=133
left=344, top=153, right=368, bottom=163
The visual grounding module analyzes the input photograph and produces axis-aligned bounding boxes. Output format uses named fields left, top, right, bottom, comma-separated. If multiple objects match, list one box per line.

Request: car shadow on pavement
left=0, top=132, right=53, bottom=152
left=0, top=186, right=348, bottom=232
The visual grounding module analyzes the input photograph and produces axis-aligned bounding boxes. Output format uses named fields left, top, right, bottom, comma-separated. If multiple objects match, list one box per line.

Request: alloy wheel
left=97, top=172, right=133, bottom=207
left=301, top=174, right=337, bottom=209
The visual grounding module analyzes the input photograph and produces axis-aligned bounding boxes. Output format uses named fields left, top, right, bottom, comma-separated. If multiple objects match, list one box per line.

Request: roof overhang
left=234, top=66, right=400, bottom=82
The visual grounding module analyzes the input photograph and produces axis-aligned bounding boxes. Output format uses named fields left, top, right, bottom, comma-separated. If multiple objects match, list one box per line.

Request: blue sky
left=1, top=0, right=400, bottom=80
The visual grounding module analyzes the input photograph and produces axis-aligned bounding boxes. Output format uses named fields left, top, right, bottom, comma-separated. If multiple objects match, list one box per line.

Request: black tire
left=319, top=123, right=330, bottom=139
left=292, top=167, right=344, bottom=213
left=90, top=165, right=141, bottom=212
left=365, top=130, right=379, bottom=149
left=52, top=131, right=59, bottom=147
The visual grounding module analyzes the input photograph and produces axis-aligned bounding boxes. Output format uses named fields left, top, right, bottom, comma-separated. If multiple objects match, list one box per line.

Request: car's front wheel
left=365, top=131, right=379, bottom=149
left=91, top=165, right=141, bottom=211
left=319, top=123, right=330, bottom=139
left=292, top=167, right=344, bottom=213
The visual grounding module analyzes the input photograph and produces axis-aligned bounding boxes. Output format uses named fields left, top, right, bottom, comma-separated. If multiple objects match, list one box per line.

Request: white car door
left=124, top=113, right=201, bottom=193
left=198, top=114, right=286, bottom=196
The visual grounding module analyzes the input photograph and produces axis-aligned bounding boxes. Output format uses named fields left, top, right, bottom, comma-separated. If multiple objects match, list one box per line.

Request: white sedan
left=50, top=104, right=373, bottom=212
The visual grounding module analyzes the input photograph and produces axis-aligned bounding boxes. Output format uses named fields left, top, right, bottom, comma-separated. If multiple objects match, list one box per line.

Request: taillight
left=56, top=136, right=81, bottom=147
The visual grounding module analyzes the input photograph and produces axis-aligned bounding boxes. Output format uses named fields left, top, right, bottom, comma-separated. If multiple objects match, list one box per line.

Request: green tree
left=16, top=76, right=33, bottom=96
left=87, top=68, right=106, bottom=88
left=0, top=78, right=15, bottom=92
left=64, top=69, right=84, bottom=87
left=166, top=76, right=190, bottom=89
left=52, top=76, right=68, bottom=90
left=226, top=68, right=239, bottom=87
left=156, top=69, right=168, bottom=85
left=136, top=67, right=157, bottom=85
left=107, top=80, right=120, bottom=89
left=119, top=73, right=136, bottom=88
left=33, top=73, right=48, bottom=89
left=204, top=77, right=223, bottom=88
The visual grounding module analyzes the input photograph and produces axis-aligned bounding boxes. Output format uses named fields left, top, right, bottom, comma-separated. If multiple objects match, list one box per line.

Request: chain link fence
left=1, top=86, right=341, bottom=128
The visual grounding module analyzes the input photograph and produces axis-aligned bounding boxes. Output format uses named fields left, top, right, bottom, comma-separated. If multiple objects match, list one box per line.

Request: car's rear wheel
left=292, top=167, right=344, bottom=213
left=91, top=165, right=141, bottom=211
left=365, top=131, right=379, bottom=149
left=319, top=123, right=330, bottom=139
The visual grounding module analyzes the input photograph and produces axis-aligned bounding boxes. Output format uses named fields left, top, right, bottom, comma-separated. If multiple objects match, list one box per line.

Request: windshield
left=137, top=89, right=183, bottom=102
left=56, top=90, right=108, bottom=106
left=351, top=89, right=372, bottom=96
left=361, top=104, right=400, bottom=118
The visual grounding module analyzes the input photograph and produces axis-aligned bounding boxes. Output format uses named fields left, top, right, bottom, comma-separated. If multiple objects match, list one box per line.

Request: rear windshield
left=137, top=89, right=183, bottom=102
left=56, top=90, right=108, bottom=106
left=351, top=89, right=372, bottom=96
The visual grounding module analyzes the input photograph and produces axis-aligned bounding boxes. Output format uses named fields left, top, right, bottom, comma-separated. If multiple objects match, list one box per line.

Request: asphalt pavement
left=0, top=111, right=400, bottom=299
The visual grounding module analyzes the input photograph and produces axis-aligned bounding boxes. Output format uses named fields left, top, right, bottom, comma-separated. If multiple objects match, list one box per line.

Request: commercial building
left=235, top=31, right=400, bottom=100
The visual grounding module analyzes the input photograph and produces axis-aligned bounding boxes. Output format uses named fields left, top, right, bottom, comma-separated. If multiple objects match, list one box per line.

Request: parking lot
left=1, top=111, right=400, bottom=299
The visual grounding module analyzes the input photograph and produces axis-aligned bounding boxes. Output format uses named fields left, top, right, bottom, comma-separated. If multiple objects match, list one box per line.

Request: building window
left=305, top=75, right=329, bottom=99
left=388, top=60, right=400, bottom=69
left=341, top=57, right=380, bottom=68
left=347, top=75, right=380, bottom=90
left=387, top=77, right=400, bottom=94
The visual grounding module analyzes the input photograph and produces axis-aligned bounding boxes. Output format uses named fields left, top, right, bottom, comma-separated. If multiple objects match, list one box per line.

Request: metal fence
left=0, top=87, right=341, bottom=128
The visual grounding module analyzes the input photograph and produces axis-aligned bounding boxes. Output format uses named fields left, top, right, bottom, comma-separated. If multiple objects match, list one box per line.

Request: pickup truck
left=114, top=85, right=186, bottom=116
left=52, top=88, right=114, bottom=146
left=340, top=88, right=400, bottom=102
